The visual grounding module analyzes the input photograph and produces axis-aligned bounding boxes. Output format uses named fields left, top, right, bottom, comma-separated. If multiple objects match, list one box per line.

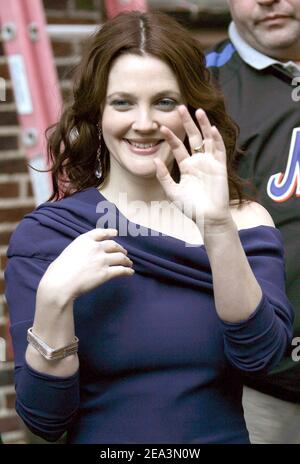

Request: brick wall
left=0, top=0, right=104, bottom=445
left=0, top=0, right=228, bottom=444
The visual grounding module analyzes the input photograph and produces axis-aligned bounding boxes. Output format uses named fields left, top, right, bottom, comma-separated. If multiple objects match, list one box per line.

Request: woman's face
left=101, top=53, right=186, bottom=178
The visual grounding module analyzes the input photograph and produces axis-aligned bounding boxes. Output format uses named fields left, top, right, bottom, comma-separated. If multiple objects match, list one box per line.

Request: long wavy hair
left=39, top=10, right=249, bottom=204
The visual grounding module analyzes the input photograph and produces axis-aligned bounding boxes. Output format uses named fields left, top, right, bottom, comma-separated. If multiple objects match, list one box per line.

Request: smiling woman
left=4, top=10, right=294, bottom=445
left=43, top=9, right=244, bottom=204
left=100, top=54, right=186, bottom=180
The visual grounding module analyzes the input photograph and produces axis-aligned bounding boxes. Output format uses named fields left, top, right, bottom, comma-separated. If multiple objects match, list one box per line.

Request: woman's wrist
left=202, top=214, right=237, bottom=244
left=36, top=281, right=75, bottom=311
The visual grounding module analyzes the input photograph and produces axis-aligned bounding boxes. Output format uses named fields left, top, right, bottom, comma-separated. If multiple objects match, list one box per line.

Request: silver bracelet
left=27, top=327, right=79, bottom=360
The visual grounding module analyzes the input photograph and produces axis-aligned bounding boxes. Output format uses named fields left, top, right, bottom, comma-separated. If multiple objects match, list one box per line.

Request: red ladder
left=0, top=0, right=62, bottom=205
left=104, top=0, right=147, bottom=18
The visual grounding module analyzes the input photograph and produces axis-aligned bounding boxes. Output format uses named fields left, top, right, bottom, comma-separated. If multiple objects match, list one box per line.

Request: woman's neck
left=98, top=159, right=170, bottom=205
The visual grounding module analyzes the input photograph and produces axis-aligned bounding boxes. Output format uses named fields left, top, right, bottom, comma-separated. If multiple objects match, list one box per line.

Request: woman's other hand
left=38, top=228, right=134, bottom=304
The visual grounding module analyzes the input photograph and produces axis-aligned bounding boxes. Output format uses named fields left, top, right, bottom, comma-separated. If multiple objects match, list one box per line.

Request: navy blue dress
left=4, top=187, right=294, bottom=444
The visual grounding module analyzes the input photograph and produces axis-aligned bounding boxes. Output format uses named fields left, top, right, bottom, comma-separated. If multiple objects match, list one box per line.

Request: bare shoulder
left=230, top=200, right=275, bottom=231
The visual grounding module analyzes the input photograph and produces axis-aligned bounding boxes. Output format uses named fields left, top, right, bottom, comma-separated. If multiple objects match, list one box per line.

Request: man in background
left=206, top=0, right=300, bottom=443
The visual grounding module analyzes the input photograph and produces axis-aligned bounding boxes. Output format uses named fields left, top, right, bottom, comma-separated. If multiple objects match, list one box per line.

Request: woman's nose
left=131, top=109, right=159, bottom=131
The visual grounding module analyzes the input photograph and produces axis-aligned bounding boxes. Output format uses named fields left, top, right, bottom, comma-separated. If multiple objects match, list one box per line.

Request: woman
left=4, top=11, right=293, bottom=444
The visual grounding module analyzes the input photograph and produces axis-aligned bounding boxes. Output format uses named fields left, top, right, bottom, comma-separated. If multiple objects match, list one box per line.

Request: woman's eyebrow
left=107, top=90, right=182, bottom=99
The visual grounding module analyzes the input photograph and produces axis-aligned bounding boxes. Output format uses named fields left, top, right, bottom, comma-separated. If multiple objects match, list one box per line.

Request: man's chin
left=253, top=32, right=299, bottom=54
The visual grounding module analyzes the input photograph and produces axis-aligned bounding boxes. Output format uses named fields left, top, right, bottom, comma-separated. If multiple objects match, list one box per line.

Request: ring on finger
left=192, top=140, right=205, bottom=154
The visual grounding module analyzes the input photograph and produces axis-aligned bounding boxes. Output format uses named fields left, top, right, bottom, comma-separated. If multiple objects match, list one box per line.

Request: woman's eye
left=157, top=99, right=177, bottom=109
left=110, top=98, right=178, bottom=110
left=111, top=100, right=131, bottom=108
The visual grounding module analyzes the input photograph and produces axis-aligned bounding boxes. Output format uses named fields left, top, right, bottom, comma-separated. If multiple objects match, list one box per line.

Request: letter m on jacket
left=267, top=128, right=300, bottom=202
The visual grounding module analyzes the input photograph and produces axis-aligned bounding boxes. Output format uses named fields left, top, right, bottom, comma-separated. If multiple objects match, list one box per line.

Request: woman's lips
left=123, top=139, right=163, bottom=155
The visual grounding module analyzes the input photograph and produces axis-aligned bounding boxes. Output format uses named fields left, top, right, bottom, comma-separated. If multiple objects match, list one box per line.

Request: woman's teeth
left=127, top=140, right=161, bottom=148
